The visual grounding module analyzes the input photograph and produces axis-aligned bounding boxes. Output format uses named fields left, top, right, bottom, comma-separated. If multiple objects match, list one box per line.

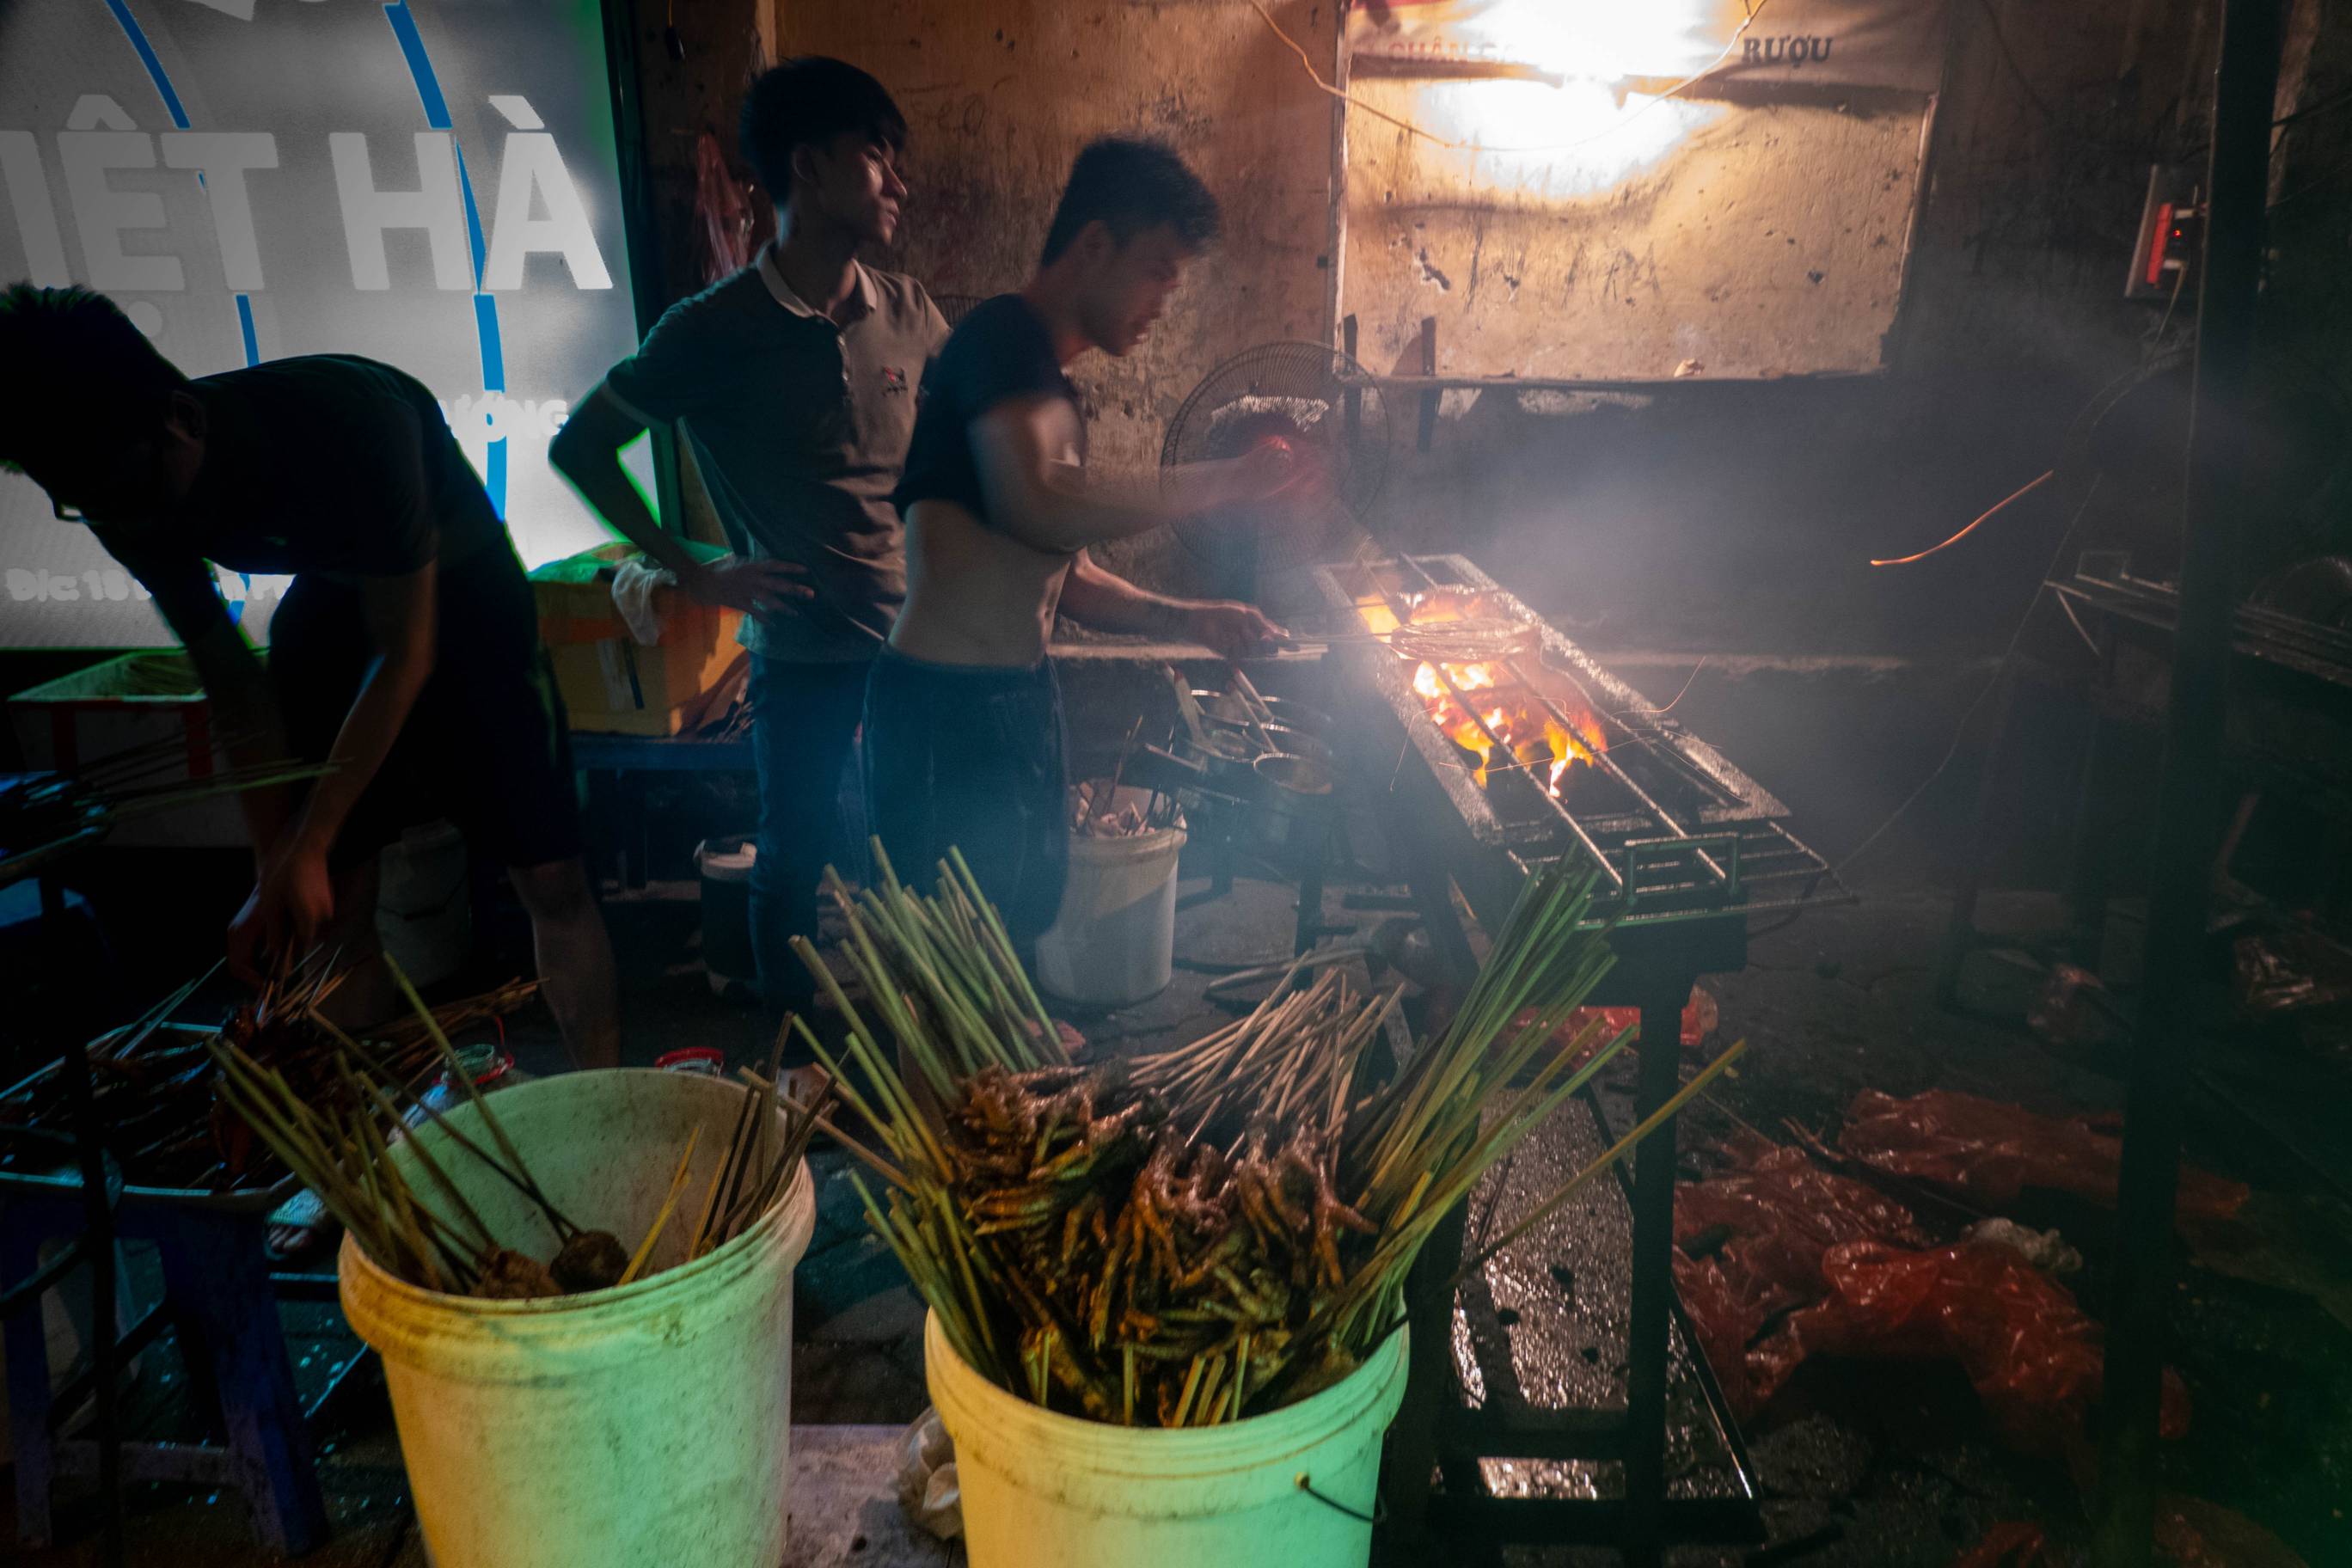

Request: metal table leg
left=1935, top=671, right=2021, bottom=1008
left=1381, top=1200, right=1467, bottom=1559
left=1620, top=989, right=1686, bottom=1566
left=1293, top=812, right=1334, bottom=955
left=39, top=874, right=122, bottom=1568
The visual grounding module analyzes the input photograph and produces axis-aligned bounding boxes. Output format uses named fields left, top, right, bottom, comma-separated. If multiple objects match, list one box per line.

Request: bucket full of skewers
left=208, top=985, right=824, bottom=1568
left=1037, top=781, right=1187, bottom=1008
left=794, top=845, right=1749, bottom=1568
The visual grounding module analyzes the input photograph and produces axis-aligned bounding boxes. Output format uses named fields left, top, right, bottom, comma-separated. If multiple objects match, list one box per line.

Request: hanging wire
left=1836, top=475, right=2104, bottom=877
left=1868, top=469, right=2055, bottom=567
left=1248, top=0, right=1774, bottom=156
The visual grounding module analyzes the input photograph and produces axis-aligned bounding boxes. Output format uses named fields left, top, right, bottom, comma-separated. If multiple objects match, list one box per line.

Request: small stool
left=2, top=1186, right=329, bottom=1555
left=0, top=879, right=112, bottom=998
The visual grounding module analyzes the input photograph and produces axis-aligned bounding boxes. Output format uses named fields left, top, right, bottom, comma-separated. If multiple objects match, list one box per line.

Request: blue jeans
left=749, top=656, right=870, bottom=1058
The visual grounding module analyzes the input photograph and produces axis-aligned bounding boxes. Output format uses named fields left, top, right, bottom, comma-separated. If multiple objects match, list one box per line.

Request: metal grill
left=1311, top=554, right=1850, bottom=928
left=1308, top=553, right=1854, bottom=1555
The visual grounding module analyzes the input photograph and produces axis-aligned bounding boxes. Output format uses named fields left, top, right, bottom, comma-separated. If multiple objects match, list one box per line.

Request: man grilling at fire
left=874, top=137, right=1311, bottom=950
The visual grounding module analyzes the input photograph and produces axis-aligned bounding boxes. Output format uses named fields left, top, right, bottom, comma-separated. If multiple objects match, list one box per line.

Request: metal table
left=571, top=733, right=755, bottom=889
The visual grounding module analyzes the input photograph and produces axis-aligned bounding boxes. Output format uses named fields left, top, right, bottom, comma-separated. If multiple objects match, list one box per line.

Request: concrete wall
left=1360, top=0, right=2252, bottom=659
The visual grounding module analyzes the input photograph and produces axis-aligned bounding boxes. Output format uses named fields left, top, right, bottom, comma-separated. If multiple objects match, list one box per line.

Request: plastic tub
left=1036, top=789, right=1186, bottom=1006
left=339, top=1070, right=815, bottom=1568
left=376, top=820, right=469, bottom=989
left=926, top=1313, right=1407, bottom=1568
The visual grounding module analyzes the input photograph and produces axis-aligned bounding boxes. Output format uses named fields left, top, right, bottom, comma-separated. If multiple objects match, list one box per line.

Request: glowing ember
left=1406, top=658, right=1605, bottom=795
left=1358, top=588, right=1604, bottom=795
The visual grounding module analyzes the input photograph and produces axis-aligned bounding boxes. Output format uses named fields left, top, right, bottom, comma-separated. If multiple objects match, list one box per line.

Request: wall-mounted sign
left=1348, top=0, right=1949, bottom=96
left=0, top=0, right=649, bottom=648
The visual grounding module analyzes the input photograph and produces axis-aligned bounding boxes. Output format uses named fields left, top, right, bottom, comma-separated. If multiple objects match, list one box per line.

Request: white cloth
left=610, top=557, right=680, bottom=646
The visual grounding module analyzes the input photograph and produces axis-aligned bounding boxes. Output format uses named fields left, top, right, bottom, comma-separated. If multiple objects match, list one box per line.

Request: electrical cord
left=1970, top=0, right=2059, bottom=123
left=2274, top=83, right=2352, bottom=130
left=1834, top=473, right=2104, bottom=879
left=1869, top=469, right=2055, bottom=567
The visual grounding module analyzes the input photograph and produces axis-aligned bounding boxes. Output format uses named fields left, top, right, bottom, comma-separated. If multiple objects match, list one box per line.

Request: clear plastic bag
left=894, top=1407, right=962, bottom=1541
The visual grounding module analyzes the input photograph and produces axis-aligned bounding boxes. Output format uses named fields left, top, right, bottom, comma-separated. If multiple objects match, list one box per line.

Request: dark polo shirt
left=603, top=247, right=948, bottom=663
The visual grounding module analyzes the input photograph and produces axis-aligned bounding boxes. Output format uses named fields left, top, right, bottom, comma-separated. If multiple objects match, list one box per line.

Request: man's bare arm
left=285, top=560, right=436, bottom=862
left=1058, top=551, right=1289, bottom=661
left=100, top=536, right=297, bottom=854
left=550, top=384, right=812, bottom=618
left=972, top=395, right=1292, bottom=555
left=1055, top=550, right=1192, bottom=638
left=224, top=560, right=438, bottom=976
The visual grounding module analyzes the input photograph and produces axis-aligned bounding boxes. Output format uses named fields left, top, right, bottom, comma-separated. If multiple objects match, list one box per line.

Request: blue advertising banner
left=0, top=0, right=650, bottom=646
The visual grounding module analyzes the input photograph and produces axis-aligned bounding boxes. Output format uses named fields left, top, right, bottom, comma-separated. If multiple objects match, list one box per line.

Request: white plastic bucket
left=339, top=1070, right=816, bottom=1568
left=1036, top=793, right=1187, bottom=1006
left=376, top=820, right=469, bottom=989
left=925, top=1313, right=1408, bottom=1568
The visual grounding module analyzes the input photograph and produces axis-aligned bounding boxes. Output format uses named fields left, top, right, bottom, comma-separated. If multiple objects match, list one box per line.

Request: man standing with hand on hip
left=554, top=58, right=948, bottom=1080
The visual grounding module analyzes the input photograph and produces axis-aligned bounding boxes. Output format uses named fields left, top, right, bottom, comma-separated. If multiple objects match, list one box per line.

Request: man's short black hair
left=0, top=283, right=187, bottom=476
left=1039, top=138, right=1221, bottom=266
left=738, top=57, right=907, bottom=201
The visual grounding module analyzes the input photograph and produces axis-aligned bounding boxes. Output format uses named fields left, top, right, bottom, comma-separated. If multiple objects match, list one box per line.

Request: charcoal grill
left=1308, top=554, right=1853, bottom=1558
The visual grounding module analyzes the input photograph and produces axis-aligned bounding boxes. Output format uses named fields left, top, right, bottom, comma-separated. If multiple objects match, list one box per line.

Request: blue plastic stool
left=2, top=1185, right=330, bottom=1555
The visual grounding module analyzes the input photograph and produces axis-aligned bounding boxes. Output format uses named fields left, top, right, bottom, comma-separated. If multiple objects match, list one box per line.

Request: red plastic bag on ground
left=2154, top=1495, right=2312, bottom=1568
left=1836, top=1088, right=2249, bottom=1224
left=1765, top=1240, right=2189, bottom=1454
left=1945, top=1503, right=2309, bottom=1568
left=1530, top=983, right=1717, bottom=1056
left=1672, top=1142, right=1929, bottom=1416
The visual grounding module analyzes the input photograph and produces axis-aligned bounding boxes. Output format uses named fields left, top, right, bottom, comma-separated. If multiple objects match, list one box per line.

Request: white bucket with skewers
left=1038, top=785, right=1187, bottom=1007
left=337, top=1069, right=816, bottom=1568
left=926, top=1313, right=1408, bottom=1568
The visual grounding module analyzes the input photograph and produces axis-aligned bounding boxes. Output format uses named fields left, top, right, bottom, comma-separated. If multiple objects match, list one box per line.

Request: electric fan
left=1159, top=340, right=1394, bottom=581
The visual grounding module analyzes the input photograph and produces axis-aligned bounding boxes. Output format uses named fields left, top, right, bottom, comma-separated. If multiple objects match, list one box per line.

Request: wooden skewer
left=619, top=1127, right=701, bottom=1286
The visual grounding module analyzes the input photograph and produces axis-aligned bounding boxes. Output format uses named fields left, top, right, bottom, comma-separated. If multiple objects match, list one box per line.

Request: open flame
left=1410, top=659, right=1605, bottom=796
left=1357, top=587, right=1606, bottom=796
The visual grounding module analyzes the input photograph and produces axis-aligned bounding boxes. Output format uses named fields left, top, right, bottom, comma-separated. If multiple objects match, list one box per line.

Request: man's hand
left=1180, top=600, right=1292, bottom=662
left=1230, top=437, right=1302, bottom=502
left=682, top=555, right=814, bottom=620
left=227, top=842, right=337, bottom=984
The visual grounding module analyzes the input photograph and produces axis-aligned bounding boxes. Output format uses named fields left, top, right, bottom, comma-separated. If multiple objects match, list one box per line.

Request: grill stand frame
left=1309, top=556, right=1853, bottom=1561
left=1372, top=749, right=1761, bottom=1563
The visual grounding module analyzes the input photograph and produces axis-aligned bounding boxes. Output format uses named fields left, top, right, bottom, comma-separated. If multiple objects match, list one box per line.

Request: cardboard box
left=530, top=542, right=744, bottom=737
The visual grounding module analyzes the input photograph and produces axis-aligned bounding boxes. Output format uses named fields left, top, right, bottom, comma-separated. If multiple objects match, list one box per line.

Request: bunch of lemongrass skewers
left=795, top=843, right=1748, bottom=1426
left=210, top=957, right=821, bottom=1296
